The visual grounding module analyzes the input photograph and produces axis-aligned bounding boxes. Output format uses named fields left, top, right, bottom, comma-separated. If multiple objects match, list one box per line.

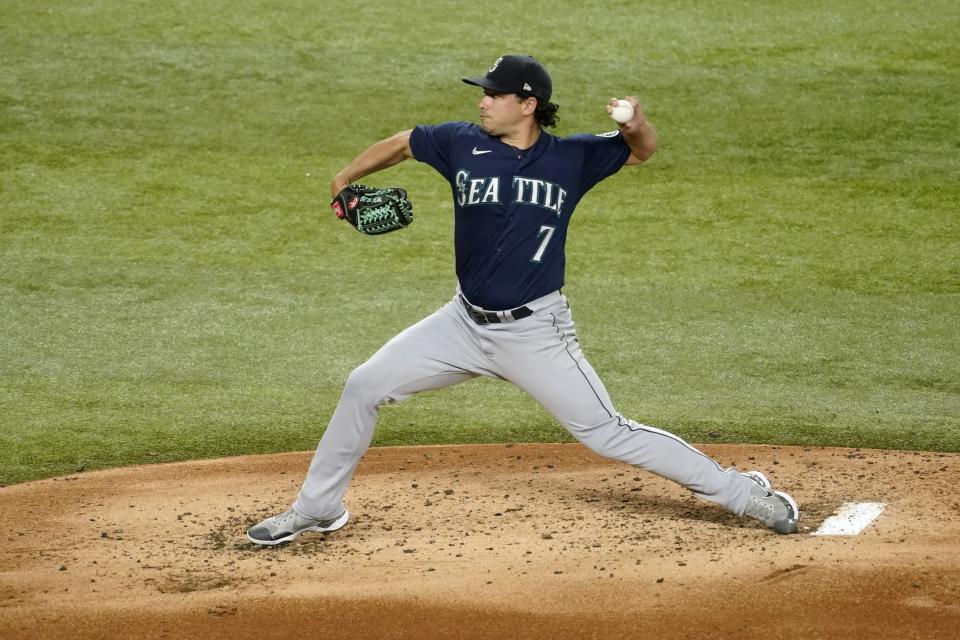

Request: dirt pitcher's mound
left=1, top=443, right=958, bottom=639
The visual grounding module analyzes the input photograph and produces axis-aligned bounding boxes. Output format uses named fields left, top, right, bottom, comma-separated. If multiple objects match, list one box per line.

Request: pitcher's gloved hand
left=330, top=184, right=414, bottom=235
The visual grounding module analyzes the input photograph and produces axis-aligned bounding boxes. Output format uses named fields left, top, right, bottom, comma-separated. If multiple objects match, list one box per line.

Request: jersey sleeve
left=409, top=122, right=468, bottom=181
left=567, top=131, right=632, bottom=192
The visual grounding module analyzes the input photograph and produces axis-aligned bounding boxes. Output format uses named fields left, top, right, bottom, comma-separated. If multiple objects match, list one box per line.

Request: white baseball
left=610, top=99, right=634, bottom=124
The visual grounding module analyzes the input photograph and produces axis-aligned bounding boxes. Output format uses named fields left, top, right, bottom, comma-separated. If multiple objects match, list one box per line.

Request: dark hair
left=534, top=99, right=559, bottom=128
left=517, top=94, right=560, bottom=128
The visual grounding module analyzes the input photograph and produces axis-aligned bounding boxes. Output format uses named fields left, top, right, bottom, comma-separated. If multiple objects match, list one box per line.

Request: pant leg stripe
left=550, top=311, right=725, bottom=472
left=549, top=311, right=616, bottom=420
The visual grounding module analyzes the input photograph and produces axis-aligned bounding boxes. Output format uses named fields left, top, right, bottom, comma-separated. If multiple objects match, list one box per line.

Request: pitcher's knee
left=561, top=415, right=639, bottom=462
left=342, top=357, right=415, bottom=408
left=341, top=362, right=392, bottom=408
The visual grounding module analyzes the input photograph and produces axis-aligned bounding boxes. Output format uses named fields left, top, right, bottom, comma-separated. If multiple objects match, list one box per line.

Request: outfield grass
left=2, top=1, right=958, bottom=485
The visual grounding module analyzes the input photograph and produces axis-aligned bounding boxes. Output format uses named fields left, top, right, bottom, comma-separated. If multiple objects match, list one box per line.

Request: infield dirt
left=1, top=443, right=958, bottom=639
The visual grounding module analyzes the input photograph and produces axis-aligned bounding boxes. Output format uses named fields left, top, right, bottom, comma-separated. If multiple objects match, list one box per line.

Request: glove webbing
left=357, top=200, right=409, bottom=234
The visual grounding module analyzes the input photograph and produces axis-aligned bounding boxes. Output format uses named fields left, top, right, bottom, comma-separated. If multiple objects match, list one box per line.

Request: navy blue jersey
left=410, top=122, right=630, bottom=310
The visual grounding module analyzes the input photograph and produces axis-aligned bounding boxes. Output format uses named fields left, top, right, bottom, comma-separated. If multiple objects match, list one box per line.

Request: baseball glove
left=330, top=184, right=414, bottom=235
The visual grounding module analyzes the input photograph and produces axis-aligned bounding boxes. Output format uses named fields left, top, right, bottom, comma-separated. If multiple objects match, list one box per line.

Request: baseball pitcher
left=247, top=55, right=799, bottom=545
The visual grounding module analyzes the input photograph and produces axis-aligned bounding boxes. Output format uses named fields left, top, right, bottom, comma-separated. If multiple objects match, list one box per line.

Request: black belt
left=460, top=295, right=534, bottom=325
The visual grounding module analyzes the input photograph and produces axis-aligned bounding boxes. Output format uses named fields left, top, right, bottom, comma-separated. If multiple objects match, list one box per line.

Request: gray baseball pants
left=294, top=290, right=755, bottom=520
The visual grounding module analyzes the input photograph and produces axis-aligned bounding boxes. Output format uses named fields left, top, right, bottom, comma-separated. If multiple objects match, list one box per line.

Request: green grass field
left=2, top=1, right=958, bottom=485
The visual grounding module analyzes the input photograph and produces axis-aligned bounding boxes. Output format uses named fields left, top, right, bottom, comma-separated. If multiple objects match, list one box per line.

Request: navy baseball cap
left=463, top=55, right=552, bottom=102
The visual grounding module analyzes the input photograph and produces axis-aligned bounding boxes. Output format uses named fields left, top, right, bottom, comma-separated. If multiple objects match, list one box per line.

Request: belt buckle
left=461, top=295, right=494, bottom=325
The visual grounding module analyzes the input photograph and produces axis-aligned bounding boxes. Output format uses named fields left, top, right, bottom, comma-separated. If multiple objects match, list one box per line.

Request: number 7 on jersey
left=532, top=225, right=556, bottom=263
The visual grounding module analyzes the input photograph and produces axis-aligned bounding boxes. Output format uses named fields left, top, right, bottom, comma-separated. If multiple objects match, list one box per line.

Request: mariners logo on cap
left=489, top=56, right=503, bottom=73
